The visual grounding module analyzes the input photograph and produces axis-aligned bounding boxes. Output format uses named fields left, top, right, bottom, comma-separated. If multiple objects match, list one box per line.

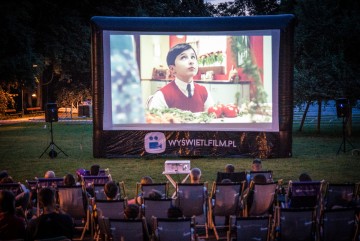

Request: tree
left=0, top=1, right=38, bottom=96
left=209, top=0, right=279, bottom=17
left=247, top=0, right=280, bottom=15
left=0, top=87, right=15, bottom=114
left=292, top=0, right=360, bottom=132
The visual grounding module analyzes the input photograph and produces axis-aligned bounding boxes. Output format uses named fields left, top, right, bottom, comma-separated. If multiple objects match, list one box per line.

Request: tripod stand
left=39, top=121, right=68, bottom=158
left=337, top=116, right=355, bottom=155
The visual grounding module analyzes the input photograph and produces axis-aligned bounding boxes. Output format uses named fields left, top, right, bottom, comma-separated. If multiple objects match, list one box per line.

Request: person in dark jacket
left=26, top=187, right=73, bottom=241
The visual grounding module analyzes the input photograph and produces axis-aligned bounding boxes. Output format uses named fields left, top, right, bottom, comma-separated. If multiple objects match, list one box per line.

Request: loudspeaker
left=45, top=103, right=58, bottom=122
left=336, top=98, right=349, bottom=118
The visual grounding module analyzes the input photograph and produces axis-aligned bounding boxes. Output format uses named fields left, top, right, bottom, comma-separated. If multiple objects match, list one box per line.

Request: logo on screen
left=144, top=132, right=166, bottom=153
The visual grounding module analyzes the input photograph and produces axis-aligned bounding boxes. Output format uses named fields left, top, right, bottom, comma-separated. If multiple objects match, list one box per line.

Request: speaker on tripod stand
left=45, top=103, right=58, bottom=123
left=336, top=98, right=355, bottom=154
left=39, top=103, right=68, bottom=158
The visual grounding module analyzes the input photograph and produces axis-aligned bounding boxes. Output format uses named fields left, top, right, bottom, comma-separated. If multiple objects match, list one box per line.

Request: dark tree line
left=0, top=0, right=212, bottom=112
left=290, top=0, right=360, bottom=132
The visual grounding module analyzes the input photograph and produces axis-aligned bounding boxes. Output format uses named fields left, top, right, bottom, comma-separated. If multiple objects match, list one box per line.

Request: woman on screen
left=148, top=43, right=214, bottom=113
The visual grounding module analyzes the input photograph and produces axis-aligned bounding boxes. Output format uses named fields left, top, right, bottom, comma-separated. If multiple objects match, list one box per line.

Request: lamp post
left=21, top=87, right=24, bottom=117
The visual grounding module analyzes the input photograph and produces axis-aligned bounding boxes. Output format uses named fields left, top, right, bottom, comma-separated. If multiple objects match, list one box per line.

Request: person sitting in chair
left=26, top=187, right=73, bottom=240
left=104, top=181, right=119, bottom=200
left=190, top=168, right=202, bottom=184
left=225, top=164, right=235, bottom=173
left=0, top=190, right=26, bottom=240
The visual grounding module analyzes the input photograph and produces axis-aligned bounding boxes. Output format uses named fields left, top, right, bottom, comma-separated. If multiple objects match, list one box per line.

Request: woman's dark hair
left=225, top=164, right=235, bottom=173
left=0, top=190, right=16, bottom=214
left=104, top=181, right=118, bottom=199
left=124, top=204, right=140, bottom=219
left=38, top=187, right=55, bottom=208
left=148, top=189, right=163, bottom=200
left=299, top=172, right=312, bottom=182
left=166, top=43, right=196, bottom=67
left=90, top=164, right=100, bottom=176
left=64, top=174, right=76, bottom=186
left=253, top=174, right=267, bottom=184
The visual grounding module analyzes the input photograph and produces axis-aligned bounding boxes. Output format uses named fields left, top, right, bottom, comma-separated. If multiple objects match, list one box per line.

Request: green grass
left=0, top=121, right=359, bottom=199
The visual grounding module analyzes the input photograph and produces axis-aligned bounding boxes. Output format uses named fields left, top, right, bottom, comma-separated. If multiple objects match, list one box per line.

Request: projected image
left=141, top=34, right=273, bottom=124
left=109, top=35, right=145, bottom=124
left=104, top=30, right=279, bottom=131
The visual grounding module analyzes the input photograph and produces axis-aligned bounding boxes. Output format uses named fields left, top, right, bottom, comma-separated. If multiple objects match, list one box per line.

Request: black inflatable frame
left=91, top=15, right=295, bottom=158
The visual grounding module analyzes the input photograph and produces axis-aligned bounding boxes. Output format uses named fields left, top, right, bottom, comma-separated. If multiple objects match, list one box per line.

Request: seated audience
left=252, top=174, right=267, bottom=184
left=104, top=181, right=119, bottom=200
left=190, top=168, right=202, bottom=184
left=75, top=168, right=87, bottom=185
left=0, top=170, right=9, bottom=182
left=124, top=204, right=140, bottom=220
left=26, top=187, right=73, bottom=240
left=243, top=174, right=267, bottom=210
left=0, top=175, right=30, bottom=213
left=189, top=168, right=208, bottom=199
left=148, top=189, right=164, bottom=200
left=225, top=164, right=235, bottom=173
left=140, top=176, right=154, bottom=185
left=0, top=190, right=26, bottom=240
left=252, top=158, right=263, bottom=172
left=128, top=176, right=154, bottom=205
left=299, top=172, right=312, bottom=182
left=246, top=158, right=263, bottom=183
left=90, top=164, right=101, bottom=176
left=63, top=174, right=76, bottom=186
left=44, top=170, right=56, bottom=179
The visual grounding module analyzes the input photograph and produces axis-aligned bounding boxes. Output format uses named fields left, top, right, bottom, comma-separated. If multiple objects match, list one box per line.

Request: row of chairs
left=227, top=206, right=359, bottom=241
left=93, top=182, right=203, bottom=241
left=123, top=179, right=360, bottom=240
left=1, top=171, right=359, bottom=241
left=226, top=180, right=360, bottom=241
left=23, top=173, right=113, bottom=240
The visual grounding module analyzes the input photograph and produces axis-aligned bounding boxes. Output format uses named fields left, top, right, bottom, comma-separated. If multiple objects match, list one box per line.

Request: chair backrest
left=287, top=181, right=323, bottom=208
left=109, top=217, right=149, bottom=241
left=143, top=198, right=173, bottom=225
left=249, top=171, right=273, bottom=183
left=154, top=217, right=193, bottom=241
left=93, top=183, right=107, bottom=200
left=0, top=183, right=23, bottom=195
left=82, top=175, right=110, bottom=188
left=278, top=207, right=316, bottom=241
left=323, top=183, right=356, bottom=209
left=97, top=216, right=112, bottom=241
left=82, top=169, right=107, bottom=177
left=36, top=178, right=64, bottom=189
left=248, top=182, right=277, bottom=216
left=138, top=183, right=168, bottom=199
left=321, top=207, right=356, bottom=241
left=230, top=215, right=270, bottom=241
left=211, top=182, right=242, bottom=216
left=94, top=181, right=126, bottom=201
left=95, top=199, right=127, bottom=219
left=57, top=186, right=87, bottom=219
left=216, top=172, right=247, bottom=184
left=176, top=183, right=207, bottom=217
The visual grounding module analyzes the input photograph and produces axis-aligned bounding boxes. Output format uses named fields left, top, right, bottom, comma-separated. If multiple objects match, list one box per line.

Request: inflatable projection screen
left=91, top=15, right=295, bottom=158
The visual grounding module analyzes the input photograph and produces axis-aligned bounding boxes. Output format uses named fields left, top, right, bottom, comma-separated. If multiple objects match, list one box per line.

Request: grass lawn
left=0, top=120, right=359, bottom=199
